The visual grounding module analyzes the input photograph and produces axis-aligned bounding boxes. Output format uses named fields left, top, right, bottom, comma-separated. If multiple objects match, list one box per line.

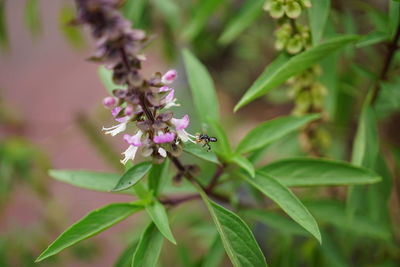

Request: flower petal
left=171, top=115, right=190, bottom=130
left=153, top=132, right=175, bottom=144
left=120, top=145, right=139, bottom=164
left=158, top=147, right=167, bottom=158
left=161, top=69, right=177, bottom=84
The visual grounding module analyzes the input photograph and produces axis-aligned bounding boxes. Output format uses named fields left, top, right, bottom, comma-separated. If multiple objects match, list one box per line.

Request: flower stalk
left=74, top=0, right=226, bottom=206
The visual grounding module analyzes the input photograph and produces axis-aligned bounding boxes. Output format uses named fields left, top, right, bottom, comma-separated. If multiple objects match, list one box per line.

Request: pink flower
left=120, top=131, right=143, bottom=164
left=171, top=115, right=189, bottom=130
left=103, top=96, right=117, bottom=109
left=124, top=105, right=134, bottom=116
left=153, top=132, right=175, bottom=144
left=112, top=106, right=131, bottom=123
left=112, top=107, right=123, bottom=117
left=161, top=69, right=177, bottom=84
left=159, top=86, right=179, bottom=108
left=171, top=115, right=196, bottom=143
left=123, top=131, right=143, bottom=147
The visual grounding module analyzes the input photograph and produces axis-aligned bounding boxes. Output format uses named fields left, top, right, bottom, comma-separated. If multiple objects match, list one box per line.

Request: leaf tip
left=233, top=103, right=241, bottom=113
left=34, top=252, right=47, bottom=263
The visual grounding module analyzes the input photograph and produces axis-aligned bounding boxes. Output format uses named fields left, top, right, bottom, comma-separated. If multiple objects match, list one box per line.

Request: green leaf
left=58, top=4, right=85, bottom=49
left=218, top=0, right=264, bottom=45
left=356, top=31, right=389, bottom=48
left=182, top=49, right=220, bottom=123
left=347, top=104, right=379, bottom=218
left=235, top=53, right=289, bottom=112
left=305, top=200, right=391, bottom=240
left=114, top=240, right=138, bottom=267
left=184, top=142, right=220, bottom=164
left=112, top=162, right=152, bottom=192
left=148, top=159, right=170, bottom=196
left=236, top=114, right=319, bottom=154
left=260, top=158, right=381, bottom=187
left=36, top=202, right=143, bottom=262
left=375, top=77, right=400, bottom=118
left=232, top=155, right=255, bottom=178
left=25, top=0, right=41, bottom=36
left=207, top=119, right=232, bottom=159
left=244, top=210, right=308, bottom=236
left=244, top=172, right=321, bottom=243
left=234, top=35, right=360, bottom=111
left=122, top=0, right=148, bottom=28
left=389, top=1, right=400, bottom=38
left=145, top=200, right=177, bottom=245
left=0, top=1, right=8, bottom=50
left=49, top=169, right=133, bottom=194
left=151, top=0, right=180, bottom=31
left=98, top=66, right=127, bottom=95
left=201, top=235, right=225, bottom=267
left=308, top=0, right=330, bottom=45
left=198, top=189, right=268, bottom=267
left=181, top=0, right=224, bottom=41
left=131, top=223, right=164, bottom=267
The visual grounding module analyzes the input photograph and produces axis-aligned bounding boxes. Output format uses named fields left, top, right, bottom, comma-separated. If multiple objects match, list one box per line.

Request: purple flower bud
left=125, top=105, right=134, bottom=116
left=161, top=69, right=177, bottom=84
left=153, top=132, right=175, bottom=144
left=103, top=96, right=117, bottom=109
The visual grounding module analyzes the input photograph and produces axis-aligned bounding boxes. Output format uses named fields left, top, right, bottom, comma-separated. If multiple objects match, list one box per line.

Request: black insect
left=196, top=133, right=218, bottom=151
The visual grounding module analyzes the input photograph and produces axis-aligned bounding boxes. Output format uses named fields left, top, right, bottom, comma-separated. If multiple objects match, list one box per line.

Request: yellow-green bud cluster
left=287, top=66, right=327, bottom=115
left=299, top=126, right=331, bottom=154
left=274, top=22, right=311, bottom=54
left=263, top=0, right=311, bottom=19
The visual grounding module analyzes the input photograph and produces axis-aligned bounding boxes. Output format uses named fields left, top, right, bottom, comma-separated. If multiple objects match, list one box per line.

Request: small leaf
left=112, top=162, right=152, bottom=192
left=201, top=235, right=225, bottom=267
left=308, top=0, right=330, bottom=45
left=182, top=49, right=220, bottom=123
left=181, top=0, right=224, bottom=41
left=131, top=223, right=164, bottom=267
left=236, top=114, right=319, bottom=154
left=36, top=202, right=143, bottom=262
left=49, top=169, right=132, bottom=194
left=198, top=189, right=268, bottom=267
left=145, top=200, right=177, bottom=245
left=232, top=155, right=255, bottom=178
left=218, top=0, right=264, bottom=45
left=148, top=159, right=170, bottom=196
left=184, top=142, right=220, bottom=164
left=234, top=35, right=360, bottom=111
left=98, top=66, right=127, bottom=95
left=244, top=172, right=321, bottom=243
left=260, top=158, right=381, bottom=187
left=356, top=31, right=389, bottom=48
